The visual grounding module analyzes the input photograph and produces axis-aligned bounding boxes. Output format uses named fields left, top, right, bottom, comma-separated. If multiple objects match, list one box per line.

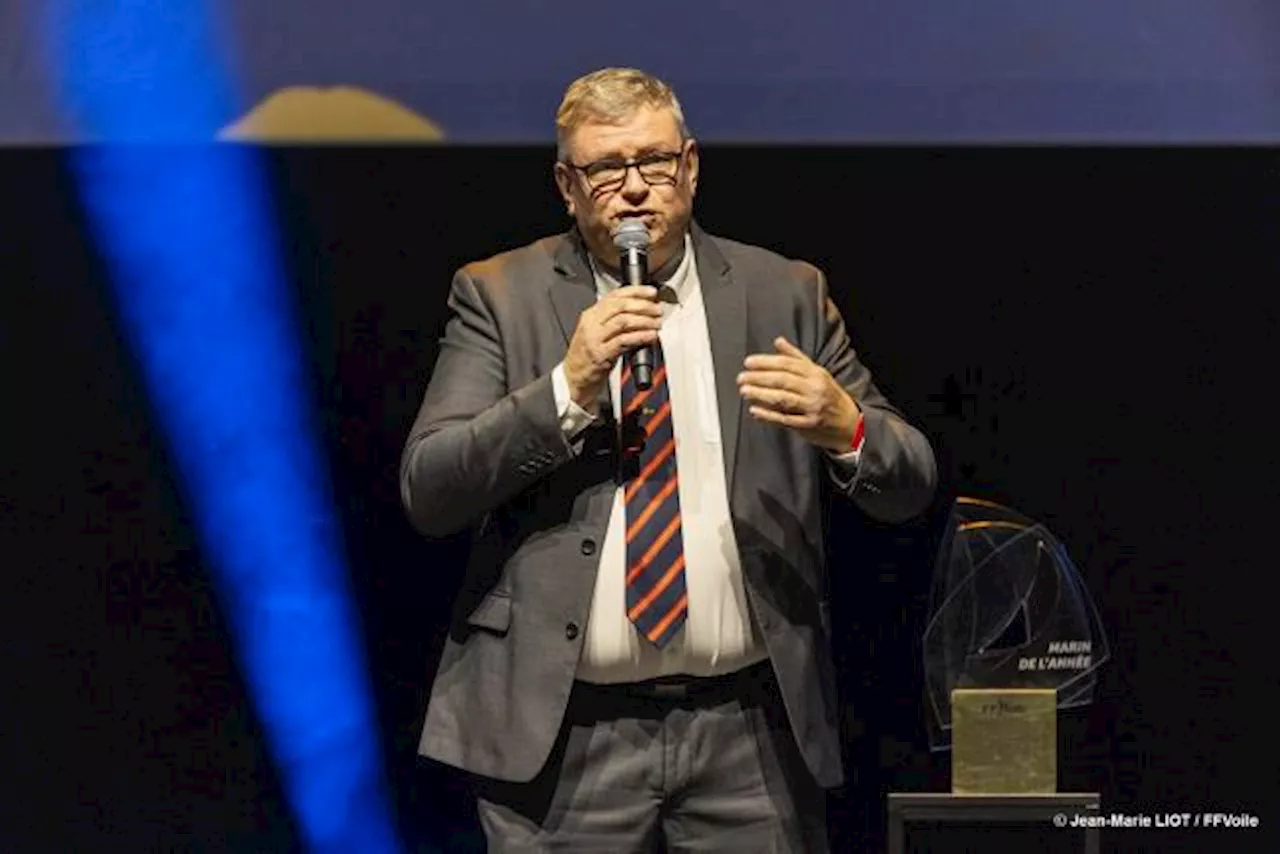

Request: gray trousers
left=472, top=661, right=830, bottom=853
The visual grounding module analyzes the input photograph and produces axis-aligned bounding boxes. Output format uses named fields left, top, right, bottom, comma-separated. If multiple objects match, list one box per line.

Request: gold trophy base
left=951, top=688, right=1056, bottom=795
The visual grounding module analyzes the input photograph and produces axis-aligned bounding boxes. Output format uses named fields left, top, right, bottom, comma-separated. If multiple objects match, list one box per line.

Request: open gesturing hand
left=737, top=337, right=862, bottom=453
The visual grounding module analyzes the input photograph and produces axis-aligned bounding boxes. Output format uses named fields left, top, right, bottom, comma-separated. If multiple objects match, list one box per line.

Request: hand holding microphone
left=562, top=221, right=661, bottom=413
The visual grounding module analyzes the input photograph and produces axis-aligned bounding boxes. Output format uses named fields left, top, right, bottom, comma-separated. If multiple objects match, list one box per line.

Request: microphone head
left=612, top=220, right=651, bottom=251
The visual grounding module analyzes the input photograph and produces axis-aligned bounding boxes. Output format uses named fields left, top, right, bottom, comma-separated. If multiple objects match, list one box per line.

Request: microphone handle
left=621, top=246, right=654, bottom=390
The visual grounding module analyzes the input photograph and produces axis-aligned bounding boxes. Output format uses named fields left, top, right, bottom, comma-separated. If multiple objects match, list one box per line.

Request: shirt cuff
left=552, top=362, right=598, bottom=439
left=827, top=446, right=862, bottom=469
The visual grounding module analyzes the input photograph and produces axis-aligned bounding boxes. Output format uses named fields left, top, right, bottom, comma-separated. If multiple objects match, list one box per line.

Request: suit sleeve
left=808, top=265, right=938, bottom=522
left=399, top=269, right=575, bottom=537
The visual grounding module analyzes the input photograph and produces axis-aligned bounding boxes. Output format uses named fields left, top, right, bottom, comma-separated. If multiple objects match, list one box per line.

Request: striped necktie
left=621, top=341, right=687, bottom=647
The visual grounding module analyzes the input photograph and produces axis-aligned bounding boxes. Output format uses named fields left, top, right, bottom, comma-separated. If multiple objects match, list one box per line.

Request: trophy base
left=951, top=688, right=1056, bottom=794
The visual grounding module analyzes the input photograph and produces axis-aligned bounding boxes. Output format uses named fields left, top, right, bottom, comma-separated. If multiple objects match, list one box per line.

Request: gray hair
left=555, top=67, right=690, bottom=162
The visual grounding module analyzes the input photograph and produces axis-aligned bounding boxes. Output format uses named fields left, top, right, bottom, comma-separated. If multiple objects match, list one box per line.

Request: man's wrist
left=823, top=400, right=863, bottom=454
left=552, top=363, right=599, bottom=437
left=561, top=361, right=601, bottom=416
left=571, top=388, right=601, bottom=417
left=823, top=408, right=864, bottom=470
left=848, top=411, right=865, bottom=452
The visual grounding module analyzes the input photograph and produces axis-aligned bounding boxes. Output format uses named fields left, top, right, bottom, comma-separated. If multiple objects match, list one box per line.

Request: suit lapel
left=550, top=230, right=596, bottom=345
left=550, top=229, right=616, bottom=415
left=691, top=223, right=746, bottom=498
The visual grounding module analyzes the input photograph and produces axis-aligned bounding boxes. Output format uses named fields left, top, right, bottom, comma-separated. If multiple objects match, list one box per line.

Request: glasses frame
left=562, top=145, right=688, bottom=196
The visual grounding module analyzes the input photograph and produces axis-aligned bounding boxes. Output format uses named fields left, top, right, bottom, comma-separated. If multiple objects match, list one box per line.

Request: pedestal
left=886, top=793, right=1101, bottom=854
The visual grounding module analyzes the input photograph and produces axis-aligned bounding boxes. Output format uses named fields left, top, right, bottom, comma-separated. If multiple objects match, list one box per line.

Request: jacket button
left=565, top=622, right=580, bottom=640
left=580, top=538, right=596, bottom=556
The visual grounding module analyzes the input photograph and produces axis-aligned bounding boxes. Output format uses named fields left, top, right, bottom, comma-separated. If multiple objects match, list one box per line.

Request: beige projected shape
left=218, top=85, right=445, bottom=142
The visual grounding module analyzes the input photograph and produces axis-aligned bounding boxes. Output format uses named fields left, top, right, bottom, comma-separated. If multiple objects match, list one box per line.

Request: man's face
left=555, top=105, right=699, bottom=273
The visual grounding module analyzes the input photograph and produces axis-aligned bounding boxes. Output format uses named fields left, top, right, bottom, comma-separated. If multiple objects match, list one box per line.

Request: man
left=400, top=67, right=936, bottom=852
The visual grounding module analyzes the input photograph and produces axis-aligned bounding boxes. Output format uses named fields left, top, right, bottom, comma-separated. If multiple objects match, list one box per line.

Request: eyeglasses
left=563, top=150, right=684, bottom=194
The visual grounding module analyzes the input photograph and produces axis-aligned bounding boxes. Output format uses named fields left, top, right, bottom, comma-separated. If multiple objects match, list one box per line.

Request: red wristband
left=850, top=415, right=865, bottom=452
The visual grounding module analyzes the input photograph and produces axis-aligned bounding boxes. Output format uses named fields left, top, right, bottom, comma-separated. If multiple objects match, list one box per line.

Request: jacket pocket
left=466, top=591, right=512, bottom=635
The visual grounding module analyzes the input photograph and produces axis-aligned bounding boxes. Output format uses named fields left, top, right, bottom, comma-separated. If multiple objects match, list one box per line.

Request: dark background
left=2, top=146, right=1276, bottom=852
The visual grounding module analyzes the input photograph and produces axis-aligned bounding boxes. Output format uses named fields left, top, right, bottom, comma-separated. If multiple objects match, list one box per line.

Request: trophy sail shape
left=922, top=498, right=1110, bottom=793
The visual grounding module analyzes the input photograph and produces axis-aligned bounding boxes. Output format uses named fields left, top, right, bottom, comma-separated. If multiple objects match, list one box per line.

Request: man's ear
left=685, top=140, right=700, bottom=196
left=553, top=163, right=576, bottom=216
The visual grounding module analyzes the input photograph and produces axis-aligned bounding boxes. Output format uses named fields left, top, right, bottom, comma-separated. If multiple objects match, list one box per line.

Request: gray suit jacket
left=400, top=223, right=936, bottom=788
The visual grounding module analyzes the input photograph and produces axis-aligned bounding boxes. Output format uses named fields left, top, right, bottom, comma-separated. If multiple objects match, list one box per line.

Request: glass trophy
left=922, top=497, right=1109, bottom=794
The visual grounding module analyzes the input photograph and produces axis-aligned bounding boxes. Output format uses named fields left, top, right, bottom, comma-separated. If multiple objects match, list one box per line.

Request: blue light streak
left=41, top=2, right=404, bottom=851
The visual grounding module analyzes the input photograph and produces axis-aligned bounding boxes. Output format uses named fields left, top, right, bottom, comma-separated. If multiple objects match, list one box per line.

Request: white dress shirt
left=551, top=234, right=860, bottom=684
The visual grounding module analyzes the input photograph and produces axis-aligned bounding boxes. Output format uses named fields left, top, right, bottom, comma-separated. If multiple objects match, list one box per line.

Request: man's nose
left=620, top=165, right=650, bottom=200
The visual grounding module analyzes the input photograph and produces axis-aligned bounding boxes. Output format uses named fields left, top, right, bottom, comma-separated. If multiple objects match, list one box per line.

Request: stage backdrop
left=5, top=1, right=1280, bottom=143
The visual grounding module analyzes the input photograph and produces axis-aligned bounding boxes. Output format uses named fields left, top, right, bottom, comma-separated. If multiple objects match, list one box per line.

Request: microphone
left=613, top=220, right=655, bottom=390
